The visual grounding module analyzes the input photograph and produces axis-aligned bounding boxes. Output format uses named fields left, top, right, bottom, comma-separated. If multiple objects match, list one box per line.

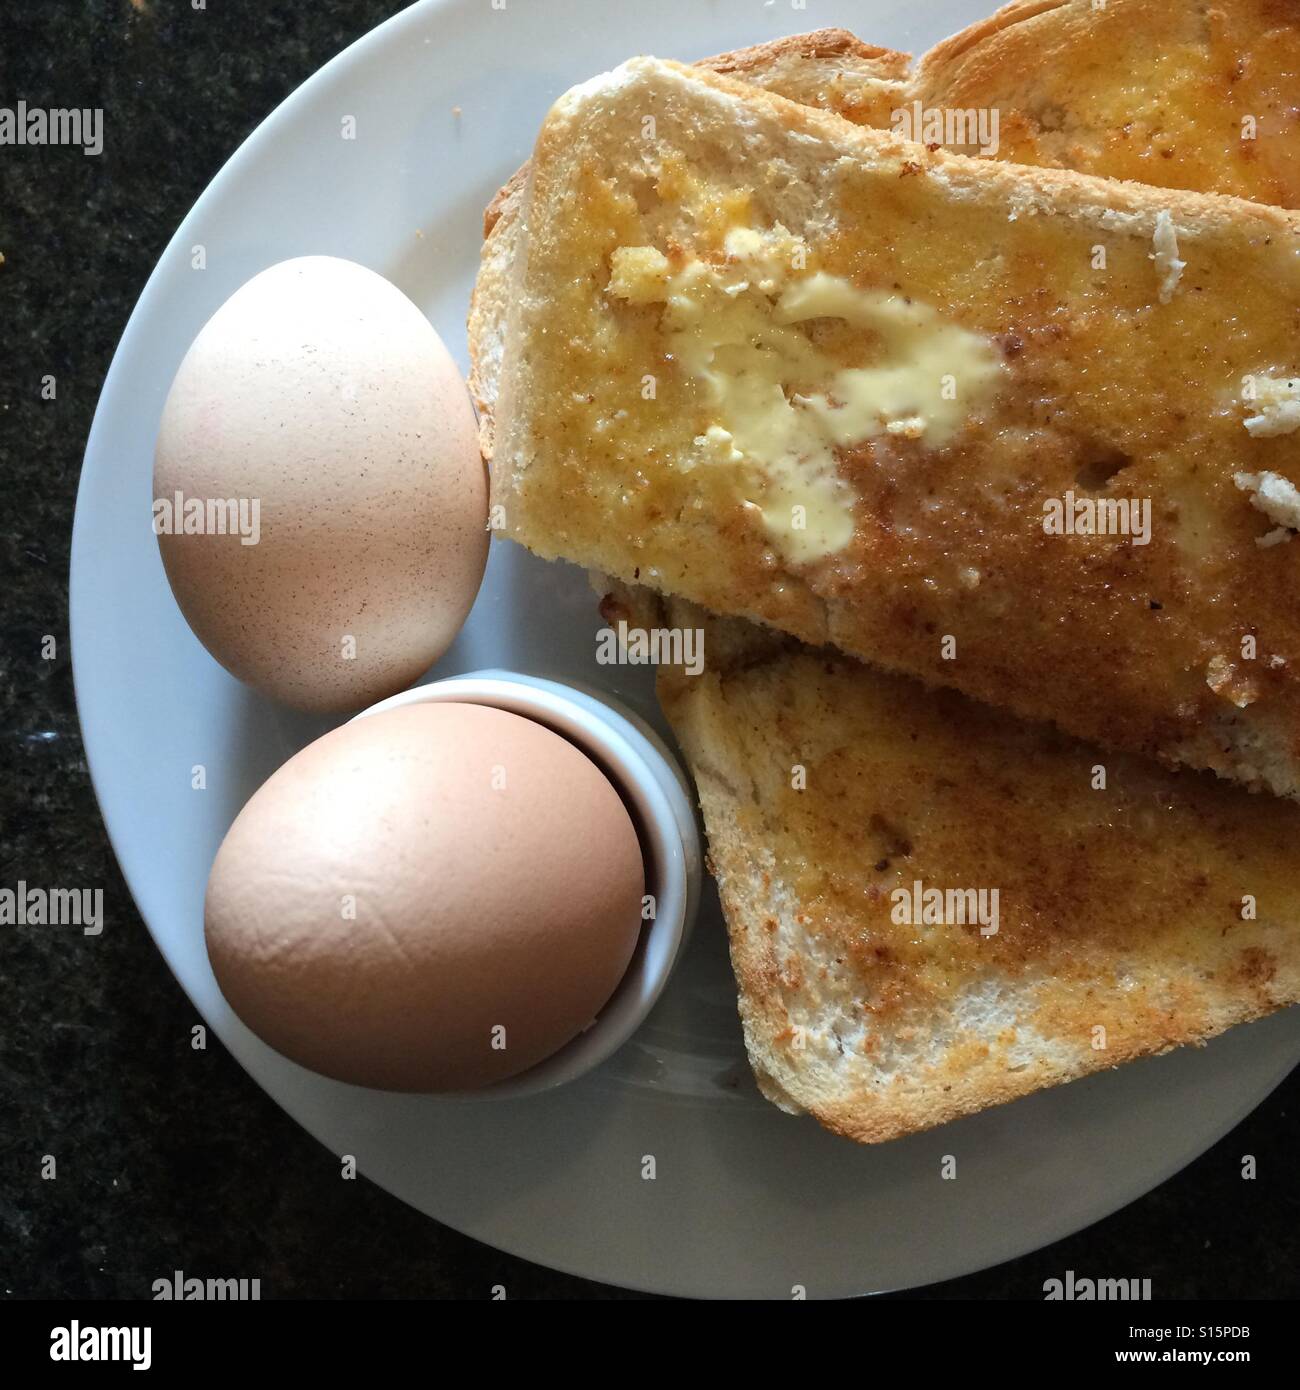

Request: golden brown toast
left=603, top=584, right=1300, bottom=1142
left=911, top=0, right=1300, bottom=206
left=483, top=55, right=1300, bottom=796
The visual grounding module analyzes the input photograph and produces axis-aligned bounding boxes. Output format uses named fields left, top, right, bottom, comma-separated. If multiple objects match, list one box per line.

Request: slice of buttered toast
left=600, top=582, right=1300, bottom=1143
left=482, top=55, right=1300, bottom=797
left=911, top=0, right=1300, bottom=207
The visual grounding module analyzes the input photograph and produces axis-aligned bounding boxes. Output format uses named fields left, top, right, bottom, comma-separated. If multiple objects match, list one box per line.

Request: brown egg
left=154, top=256, right=487, bottom=713
left=204, top=702, right=645, bottom=1090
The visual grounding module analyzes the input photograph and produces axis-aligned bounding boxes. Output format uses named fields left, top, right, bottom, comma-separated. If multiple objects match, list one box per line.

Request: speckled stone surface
left=1, top=0, right=1297, bottom=1301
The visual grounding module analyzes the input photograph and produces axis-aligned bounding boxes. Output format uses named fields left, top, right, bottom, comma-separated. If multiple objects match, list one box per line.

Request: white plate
left=71, top=0, right=1300, bottom=1298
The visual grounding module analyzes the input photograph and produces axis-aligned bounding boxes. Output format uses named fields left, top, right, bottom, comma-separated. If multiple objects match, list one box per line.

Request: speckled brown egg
left=154, top=256, right=487, bottom=712
left=204, top=702, right=646, bottom=1091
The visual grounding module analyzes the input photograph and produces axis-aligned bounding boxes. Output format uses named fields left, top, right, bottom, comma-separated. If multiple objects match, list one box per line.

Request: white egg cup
left=350, top=670, right=703, bottom=1098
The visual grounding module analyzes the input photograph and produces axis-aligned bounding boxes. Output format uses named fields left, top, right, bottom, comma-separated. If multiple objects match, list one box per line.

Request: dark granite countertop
left=1, top=0, right=1296, bottom=1300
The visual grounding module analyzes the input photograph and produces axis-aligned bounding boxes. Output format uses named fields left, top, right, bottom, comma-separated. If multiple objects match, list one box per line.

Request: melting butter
left=608, top=227, right=1004, bottom=564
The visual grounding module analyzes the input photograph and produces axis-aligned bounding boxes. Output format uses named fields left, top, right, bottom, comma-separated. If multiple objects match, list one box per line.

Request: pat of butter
left=773, top=272, right=1005, bottom=448
left=608, top=227, right=1004, bottom=564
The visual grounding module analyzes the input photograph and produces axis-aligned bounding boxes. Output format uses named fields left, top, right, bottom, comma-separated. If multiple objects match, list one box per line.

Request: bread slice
left=482, top=54, right=1300, bottom=797
left=912, top=0, right=1300, bottom=206
left=598, top=581, right=1300, bottom=1142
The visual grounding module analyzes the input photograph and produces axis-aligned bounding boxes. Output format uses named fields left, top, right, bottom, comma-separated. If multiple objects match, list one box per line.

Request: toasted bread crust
left=918, top=0, right=1073, bottom=76
left=703, top=27, right=906, bottom=70
left=696, top=26, right=910, bottom=124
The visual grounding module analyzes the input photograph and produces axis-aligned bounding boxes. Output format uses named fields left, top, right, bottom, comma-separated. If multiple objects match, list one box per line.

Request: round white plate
left=72, top=0, right=1300, bottom=1298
